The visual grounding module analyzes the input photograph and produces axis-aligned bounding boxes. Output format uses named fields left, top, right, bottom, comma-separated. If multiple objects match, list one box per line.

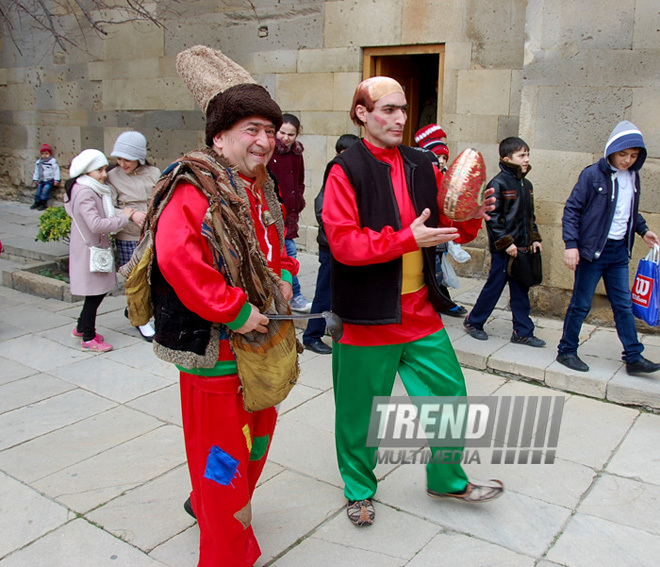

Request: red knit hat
left=40, top=143, right=52, bottom=153
left=414, top=124, right=447, bottom=146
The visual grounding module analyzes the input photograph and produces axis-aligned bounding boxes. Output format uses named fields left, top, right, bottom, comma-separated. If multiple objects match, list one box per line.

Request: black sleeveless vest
left=330, top=141, right=452, bottom=324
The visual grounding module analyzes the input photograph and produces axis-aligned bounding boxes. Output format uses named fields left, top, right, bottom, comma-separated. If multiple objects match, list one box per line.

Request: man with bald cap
left=323, top=76, right=503, bottom=527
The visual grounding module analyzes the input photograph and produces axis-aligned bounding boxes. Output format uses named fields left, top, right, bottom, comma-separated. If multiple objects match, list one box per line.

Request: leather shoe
left=511, top=332, right=546, bottom=348
left=442, top=305, right=468, bottom=317
left=463, top=319, right=488, bottom=340
left=183, top=497, right=196, bottom=520
left=304, top=339, right=332, bottom=355
left=626, top=356, right=660, bottom=376
left=556, top=353, right=589, bottom=372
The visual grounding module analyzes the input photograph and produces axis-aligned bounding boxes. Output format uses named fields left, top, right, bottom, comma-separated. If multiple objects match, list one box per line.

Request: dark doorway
left=363, top=46, right=444, bottom=146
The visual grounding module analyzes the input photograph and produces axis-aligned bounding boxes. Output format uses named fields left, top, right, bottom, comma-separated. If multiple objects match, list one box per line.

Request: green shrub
left=36, top=206, right=71, bottom=243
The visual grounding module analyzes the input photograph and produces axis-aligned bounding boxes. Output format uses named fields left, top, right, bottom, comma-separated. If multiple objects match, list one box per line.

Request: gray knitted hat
left=111, top=131, right=148, bottom=164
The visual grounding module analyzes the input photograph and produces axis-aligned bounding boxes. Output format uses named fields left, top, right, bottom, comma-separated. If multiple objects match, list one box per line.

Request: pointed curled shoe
left=346, top=498, right=375, bottom=526
left=427, top=479, right=504, bottom=503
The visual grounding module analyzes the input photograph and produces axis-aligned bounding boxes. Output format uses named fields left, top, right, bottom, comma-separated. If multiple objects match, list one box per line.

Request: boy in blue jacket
left=557, top=121, right=660, bottom=375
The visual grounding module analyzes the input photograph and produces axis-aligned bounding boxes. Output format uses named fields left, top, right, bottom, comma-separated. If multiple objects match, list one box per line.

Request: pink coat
left=64, top=182, right=129, bottom=296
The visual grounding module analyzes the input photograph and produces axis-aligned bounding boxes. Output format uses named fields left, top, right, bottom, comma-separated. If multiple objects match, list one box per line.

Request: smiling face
left=276, top=122, right=298, bottom=147
left=609, top=148, right=640, bottom=171
left=116, top=157, right=139, bottom=174
left=212, top=117, right=277, bottom=177
left=87, top=165, right=108, bottom=184
left=355, top=92, right=408, bottom=149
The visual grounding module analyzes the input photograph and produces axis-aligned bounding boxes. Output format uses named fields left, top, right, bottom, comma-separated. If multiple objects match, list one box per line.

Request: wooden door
left=374, top=56, right=420, bottom=146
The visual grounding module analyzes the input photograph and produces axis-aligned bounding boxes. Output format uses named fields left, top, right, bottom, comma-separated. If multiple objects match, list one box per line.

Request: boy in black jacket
left=464, top=137, right=544, bottom=346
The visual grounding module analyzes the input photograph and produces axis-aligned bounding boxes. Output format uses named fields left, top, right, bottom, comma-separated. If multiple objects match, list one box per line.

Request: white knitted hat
left=111, top=131, right=148, bottom=164
left=69, top=149, right=108, bottom=178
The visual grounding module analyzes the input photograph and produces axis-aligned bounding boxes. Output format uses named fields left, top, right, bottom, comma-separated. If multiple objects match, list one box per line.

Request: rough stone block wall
left=1, top=0, right=659, bottom=328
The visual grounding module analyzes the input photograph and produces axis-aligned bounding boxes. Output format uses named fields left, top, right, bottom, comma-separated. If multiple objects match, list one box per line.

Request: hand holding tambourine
left=439, top=148, right=494, bottom=221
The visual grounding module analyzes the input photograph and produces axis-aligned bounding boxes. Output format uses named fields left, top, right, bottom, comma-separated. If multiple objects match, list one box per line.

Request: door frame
left=362, top=44, right=446, bottom=127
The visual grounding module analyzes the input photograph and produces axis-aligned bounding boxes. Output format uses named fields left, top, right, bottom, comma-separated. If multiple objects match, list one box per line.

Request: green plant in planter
left=36, top=206, right=71, bottom=243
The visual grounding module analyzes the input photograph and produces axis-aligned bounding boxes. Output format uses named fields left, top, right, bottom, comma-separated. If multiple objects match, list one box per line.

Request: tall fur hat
left=176, top=45, right=282, bottom=146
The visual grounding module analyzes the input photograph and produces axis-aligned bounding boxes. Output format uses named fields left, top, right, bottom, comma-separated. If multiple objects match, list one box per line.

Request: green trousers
left=333, top=329, right=469, bottom=501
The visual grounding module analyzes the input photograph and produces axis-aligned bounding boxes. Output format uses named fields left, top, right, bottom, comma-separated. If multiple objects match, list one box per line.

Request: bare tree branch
left=0, top=0, right=176, bottom=54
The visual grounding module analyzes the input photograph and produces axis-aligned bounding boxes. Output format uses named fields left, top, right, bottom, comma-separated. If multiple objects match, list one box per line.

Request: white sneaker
left=290, top=295, right=312, bottom=313
left=138, top=321, right=155, bottom=342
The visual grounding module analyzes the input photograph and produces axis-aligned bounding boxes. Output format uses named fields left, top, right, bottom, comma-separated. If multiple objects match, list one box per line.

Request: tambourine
left=439, top=148, right=487, bottom=221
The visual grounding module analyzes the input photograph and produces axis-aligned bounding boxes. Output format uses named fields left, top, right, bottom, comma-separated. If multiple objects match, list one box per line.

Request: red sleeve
left=155, top=182, right=247, bottom=324
left=322, top=164, right=418, bottom=266
left=435, top=166, right=483, bottom=244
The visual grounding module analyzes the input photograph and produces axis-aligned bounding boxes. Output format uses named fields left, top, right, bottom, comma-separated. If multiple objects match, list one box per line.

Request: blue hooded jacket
left=562, top=121, right=649, bottom=261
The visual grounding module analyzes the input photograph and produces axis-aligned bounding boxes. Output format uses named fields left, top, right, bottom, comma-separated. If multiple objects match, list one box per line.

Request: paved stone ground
left=1, top=200, right=660, bottom=566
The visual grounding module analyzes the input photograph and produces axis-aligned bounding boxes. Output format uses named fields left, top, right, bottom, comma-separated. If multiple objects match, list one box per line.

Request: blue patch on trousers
left=204, top=445, right=240, bottom=486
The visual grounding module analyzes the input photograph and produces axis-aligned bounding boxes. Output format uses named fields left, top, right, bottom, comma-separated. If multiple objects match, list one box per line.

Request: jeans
left=558, top=239, right=643, bottom=363
left=35, top=180, right=54, bottom=203
left=285, top=238, right=301, bottom=297
left=302, top=249, right=331, bottom=343
left=468, top=252, right=534, bottom=336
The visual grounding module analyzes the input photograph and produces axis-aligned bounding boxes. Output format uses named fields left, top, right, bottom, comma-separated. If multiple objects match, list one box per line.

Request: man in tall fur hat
left=148, top=46, right=299, bottom=566
left=323, top=76, right=502, bottom=527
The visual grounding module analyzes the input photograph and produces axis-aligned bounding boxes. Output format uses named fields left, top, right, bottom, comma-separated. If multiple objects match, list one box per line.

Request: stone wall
left=1, top=0, right=660, bottom=322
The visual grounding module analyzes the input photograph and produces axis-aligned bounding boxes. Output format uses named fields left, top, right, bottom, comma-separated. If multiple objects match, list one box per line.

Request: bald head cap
left=350, top=76, right=405, bottom=126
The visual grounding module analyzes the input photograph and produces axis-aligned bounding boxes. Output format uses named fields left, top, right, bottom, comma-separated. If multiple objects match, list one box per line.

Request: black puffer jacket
left=486, top=161, right=541, bottom=253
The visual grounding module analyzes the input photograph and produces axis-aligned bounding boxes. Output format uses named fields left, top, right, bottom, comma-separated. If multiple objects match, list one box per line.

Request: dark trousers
left=77, top=294, right=106, bottom=341
left=468, top=252, right=534, bottom=337
left=302, top=249, right=331, bottom=343
left=558, top=239, right=643, bottom=363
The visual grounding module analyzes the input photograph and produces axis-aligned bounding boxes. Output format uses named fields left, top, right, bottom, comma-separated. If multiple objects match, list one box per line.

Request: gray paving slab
left=267, top=537, right=406, bottom=567
left=0, top=334, right=90, bottom=372
left=251, top=470, right=344, bottom=565
left=0, top=518, right=169, bottom=567
left=606, top=413, right=660, bottom=486
left=489, top=341, right=557, bottom=382
left=0, top=389, right=115, bottom=450
left=87, top=464, right=194, bottom=552
left=148, top=526, right=199, bottom=567
left=0, top=302, right=75, bottom=333
left=128, top=383, right=183, bottom=426
left=377, top=464, right=572, bottom=557
left=546, top=513, right=660, bottom=567
left=0, top=356, right=38, bottom=386
left=33, top=425, right=185, bottom=513
left=49, top=355, right=174, bottom=404
left=406, top=532, right=536, bottom=567
left=556, top=394, right=638, bottom=469
left=578, top=473, right=660, bottom=535
left=311, top=504, right=440, bottom=561
left=0, top=472, right=72, bottom=559
left=579, top=328, right=626, bottom=360
left=453, top=333, right=508, bottom=370
left=0, top=405, right=163, bottom=483
left=607, top=365, right=660, bottom=407
left=0, top=373, right=75, bottom=414
left=545, top=356, right=618, bottom=398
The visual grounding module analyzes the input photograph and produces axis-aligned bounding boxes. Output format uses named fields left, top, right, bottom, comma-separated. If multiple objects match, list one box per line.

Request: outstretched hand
left=411, top=208, right=459, bottom=248
left=469, top=187, right=496, bottom=221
